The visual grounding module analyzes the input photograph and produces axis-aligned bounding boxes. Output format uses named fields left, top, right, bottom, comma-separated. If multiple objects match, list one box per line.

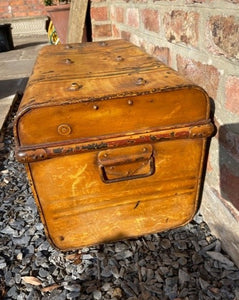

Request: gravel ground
left=1, top=101, right=239, bottom=300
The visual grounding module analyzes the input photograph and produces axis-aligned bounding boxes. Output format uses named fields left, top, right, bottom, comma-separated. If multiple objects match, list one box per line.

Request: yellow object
left=47, top=21, right=60, bottom=45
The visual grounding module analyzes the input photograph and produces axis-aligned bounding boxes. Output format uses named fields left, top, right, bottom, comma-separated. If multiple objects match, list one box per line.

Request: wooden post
left=67, top=0, right=88, bottom=43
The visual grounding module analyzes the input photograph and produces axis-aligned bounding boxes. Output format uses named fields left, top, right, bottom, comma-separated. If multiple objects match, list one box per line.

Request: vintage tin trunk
left=14, top=39, right=214, bottom=250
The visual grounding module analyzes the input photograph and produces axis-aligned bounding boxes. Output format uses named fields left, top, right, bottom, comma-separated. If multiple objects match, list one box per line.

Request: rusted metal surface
left=16, top=122, right=214, bottom=163
left=14, top=40, right=214, bottom=250
left=14, top=88, right=210, bottom=147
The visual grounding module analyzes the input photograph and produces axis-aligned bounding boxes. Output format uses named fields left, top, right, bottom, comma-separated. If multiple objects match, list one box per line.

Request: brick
left=121, top=30, right=131, bottom=41
left=163, top=10, right=199, bottom=47
left=11, top=3, right=25, bottom=10
left=0, top=7, right=9, bottom=13
left=111, top=6, right=124, bottom=23
left=152, top=46, right=170, bottom=65
left=29, top=2, right=45, bottom=9
left=91, top=6, right=108, bottom=21
left=28, top=10, right=43, bottom=16
left=208, top=16, right=239, bottom=60
left=141, top=9, right=159, bottom=32
left=9, top=0, right=25, bottom=5
left=0, top=0, right=46, bottom=19
left=220, top=164, right=239, bottom=210
left=115, top=7, right=124, bottom=23
left=0, top=2, right=9, bottom=7
left=0, top=12, right=11, bottom=18
left=225, top=76, right=239, bottom=115
left=112, top=24, right=120, bottom=38
left=140, top=41, right=171, bottom=65
left=31, top=5, right=45, bottom=12
left=92, top=24, right=112, bottom=38
left=13, top=11, right=27, bottom=17
left=12, top=6, right=27, bottom=14
left=177, top=55, right=220, bottom=99
left=126, top=7, right=139, bottom=28
left=0, top=10, right=9, bottom=18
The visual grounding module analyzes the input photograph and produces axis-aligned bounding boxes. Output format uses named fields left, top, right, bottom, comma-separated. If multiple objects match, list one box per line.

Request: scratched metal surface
left=14, top=39, right=214, bottom=250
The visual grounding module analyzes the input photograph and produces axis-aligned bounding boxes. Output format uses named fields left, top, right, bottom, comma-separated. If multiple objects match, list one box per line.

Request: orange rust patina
left=14, top=40, right=214, bottom=250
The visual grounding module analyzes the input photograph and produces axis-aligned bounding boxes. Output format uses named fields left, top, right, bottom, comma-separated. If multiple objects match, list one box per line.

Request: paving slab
left=0, top=34, right=49, bottom=137
left=0, top=60, right=36, bottom=79
left=0, top=35, right=48, bottom=79
left=0, top=94, right=18, bottom=142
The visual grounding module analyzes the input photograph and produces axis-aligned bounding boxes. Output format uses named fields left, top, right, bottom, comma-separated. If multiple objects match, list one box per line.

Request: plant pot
left=45, top=3, right=70, bottom=44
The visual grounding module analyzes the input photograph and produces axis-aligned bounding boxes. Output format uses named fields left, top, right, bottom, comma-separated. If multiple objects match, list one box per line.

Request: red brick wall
left=0, top=0, right=46, bottom=19
left=0, top=0, right=238, bottom=259
left=90, top=0, right=239, bottom=257
left=90, top=0, right=112, bottom=40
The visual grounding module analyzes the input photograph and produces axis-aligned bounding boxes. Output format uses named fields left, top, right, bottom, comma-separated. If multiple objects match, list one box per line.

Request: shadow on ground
left=14, top=42, right=48, bottom=50
left=0, top=78, right=28, bottom=99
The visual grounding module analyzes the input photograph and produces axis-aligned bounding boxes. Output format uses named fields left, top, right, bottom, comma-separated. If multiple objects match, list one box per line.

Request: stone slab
left=0, top=16, right=48, bottom=37
left=0, top=35, right=48, bottom=80
left=200, top=182, right=239, bottom=268
left=0, top=35, right=48, bottom=141
left=0, top=94, right=18, bottom=142
left=0, top=60, right=35, bottom=79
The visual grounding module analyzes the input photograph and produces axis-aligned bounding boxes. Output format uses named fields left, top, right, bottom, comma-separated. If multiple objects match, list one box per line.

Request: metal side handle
left=98, top=144, right=155, bottom=184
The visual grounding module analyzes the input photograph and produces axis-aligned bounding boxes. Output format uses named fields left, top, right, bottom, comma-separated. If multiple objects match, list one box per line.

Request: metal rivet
left=116, top=55, right=124, bottom=61
left=68, top=82, right=82, bottom=91
left=128, top=100, right=133, bottom=105
left=142, top=147, right=147, bottom=152
left=93, top=105, right=99, bottom=110
left=65, top=44, right=72, bottom=49
left=58, top=124, right=72, bottom=135
left=136, top=77, right=146, bottom=86
left=104, top=153, right=108, bottom=158
left=65, top=58, right=73, bottom=64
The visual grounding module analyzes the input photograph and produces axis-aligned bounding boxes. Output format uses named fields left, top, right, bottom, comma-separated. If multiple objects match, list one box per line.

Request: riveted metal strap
left=15, top=121, right=215, bottom=163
